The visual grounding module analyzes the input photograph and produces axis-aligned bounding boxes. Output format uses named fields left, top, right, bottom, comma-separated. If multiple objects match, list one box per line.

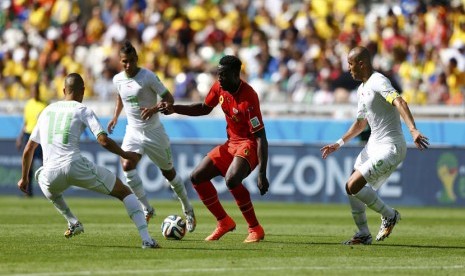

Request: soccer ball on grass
left=161, top=215, right=186, bottom=240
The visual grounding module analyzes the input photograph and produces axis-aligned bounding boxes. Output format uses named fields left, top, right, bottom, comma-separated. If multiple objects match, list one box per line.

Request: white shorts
left=36, top=156, right=116, bottom=199
left=121, top=124, right=173, bottom=171
left=354, top=141, right=407, bottom=190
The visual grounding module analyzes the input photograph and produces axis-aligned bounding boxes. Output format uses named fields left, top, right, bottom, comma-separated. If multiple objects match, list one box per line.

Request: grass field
left=1, top=195, right=464, bottom=276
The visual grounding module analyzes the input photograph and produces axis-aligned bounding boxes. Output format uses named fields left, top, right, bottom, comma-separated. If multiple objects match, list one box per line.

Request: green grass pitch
left=1, top=195, right=464, bottom=276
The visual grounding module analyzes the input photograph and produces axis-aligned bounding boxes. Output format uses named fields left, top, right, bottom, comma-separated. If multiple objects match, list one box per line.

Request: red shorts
left=207, top=140, right=258, bottom=176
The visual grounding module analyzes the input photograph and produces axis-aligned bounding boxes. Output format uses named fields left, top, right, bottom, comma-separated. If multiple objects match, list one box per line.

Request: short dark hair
left=219, top=55, right=242, bottom=74
left=120, top=40, right=137, bottom=56
left=65, top=73, right=84, bottom=93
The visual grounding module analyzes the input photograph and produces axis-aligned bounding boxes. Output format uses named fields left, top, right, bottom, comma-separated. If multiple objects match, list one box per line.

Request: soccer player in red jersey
left=159, top=55, right=269, bottom=243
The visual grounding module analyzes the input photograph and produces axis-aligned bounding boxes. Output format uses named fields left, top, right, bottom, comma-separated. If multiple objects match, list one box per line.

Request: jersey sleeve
left=246, top=91, right=265, bottom=133
left=78, top=106, right=106, bottom=138
left=112, top=75, right=121, bottom=95
left=148, top=71, right=169, bottom=98
left=373, top=74, right=401, bottom=104
left=29, top=113, right=43, bottom=144
left=204, top=81, right=220, bottom=107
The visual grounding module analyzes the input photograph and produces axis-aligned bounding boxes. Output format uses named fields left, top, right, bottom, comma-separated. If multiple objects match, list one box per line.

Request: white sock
left=169, top=174, right=192, bottom=213
left=348, top=195, right=370, bottom=235
left=354, top=185, right=395, bottom=218
left=123, top=169, right=151, bottom=211
left=123, top=194, right=152, bottom=242
left=51, top=195, right=79, bottom=225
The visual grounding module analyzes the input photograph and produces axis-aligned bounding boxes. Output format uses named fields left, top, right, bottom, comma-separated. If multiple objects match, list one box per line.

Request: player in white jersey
left=17, top=73, right=160, bottom=249
left=320, top=46, right=429, bottom=245
left=107, top=40, right=196, bottom=232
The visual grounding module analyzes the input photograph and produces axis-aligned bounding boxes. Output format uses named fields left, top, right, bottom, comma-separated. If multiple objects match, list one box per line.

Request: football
left=161, top=215, right=186, bottom=240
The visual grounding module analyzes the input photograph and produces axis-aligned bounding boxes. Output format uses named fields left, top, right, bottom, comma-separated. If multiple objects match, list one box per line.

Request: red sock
left=229, top=184, right=259, bottom=228
left=194, top=181, right=227, bottom=221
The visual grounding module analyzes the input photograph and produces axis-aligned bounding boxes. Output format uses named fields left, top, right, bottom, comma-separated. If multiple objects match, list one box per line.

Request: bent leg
left=110, top=177, right=153, bottom=243
left=347, top=170, right=395, bottom=218
left=225, top=157, right=260, bottom=228
left=121, top=156, right=152, bottom=211
left=162, top=168, right=192, bottom=213
left=191, top=155, right=227, bottom=220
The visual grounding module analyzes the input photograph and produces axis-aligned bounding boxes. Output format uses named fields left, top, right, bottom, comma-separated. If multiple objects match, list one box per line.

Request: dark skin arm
left=158, top=102, right=214, bottom=116
left=141, top=91, right=175, bottom=120
left=255, top=128, right=269, bottom=195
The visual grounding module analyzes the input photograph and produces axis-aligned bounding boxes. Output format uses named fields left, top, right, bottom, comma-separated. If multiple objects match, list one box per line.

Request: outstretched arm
left=97, top=133, right=138, bottom=162
left=141, top=91, right=174, bottom=120
left=320, top=118, right=368, bottom=159
left=393, top=97, right=429, bottom=150
left=159, top=102, right=214, bottom=116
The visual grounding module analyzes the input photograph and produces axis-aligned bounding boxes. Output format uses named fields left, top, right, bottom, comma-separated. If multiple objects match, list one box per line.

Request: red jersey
left=205, top=80, right=264, bottom=142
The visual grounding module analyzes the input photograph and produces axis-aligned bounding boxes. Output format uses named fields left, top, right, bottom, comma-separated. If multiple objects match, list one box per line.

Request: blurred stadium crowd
left=1, top=0, right=465, bottom=107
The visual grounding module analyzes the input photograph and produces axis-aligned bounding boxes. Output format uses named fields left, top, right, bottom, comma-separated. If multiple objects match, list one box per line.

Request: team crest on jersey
left=250, top=116, right=260, bottom=128
left=244, top=149, right=249, bottom=156
left=219, top=95, right=224, bottom=105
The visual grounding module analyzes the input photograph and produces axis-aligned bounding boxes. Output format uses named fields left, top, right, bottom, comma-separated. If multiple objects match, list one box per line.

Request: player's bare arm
left=141, top=91, right=174, bottom=120
left=393, top=97, right=429, bottom=150
left=320, top=119, right=368, bottom=159
left=255, top=129, right=269, bottom=195
left=160, top=102, right=213, bottom=116
left=97, top=133, right=139, bottom=163
left=17, top=140, right=38, bottom=193
left=107, top=94, right=124, bottom=134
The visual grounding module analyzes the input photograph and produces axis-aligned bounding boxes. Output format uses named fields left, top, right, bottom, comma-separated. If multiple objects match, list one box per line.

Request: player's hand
left=257, top=173, right=269, bottom=196
left=107, top=119, right=117, bottom=134
left=140, top=106, right=158, bottom=120
left=320, top=143, right=340, bottom=159
left=158, top=102, right=174, bottom=115
left=411, top=130, right=429, bottom=150
left=17, top=179, right=29, bottom=194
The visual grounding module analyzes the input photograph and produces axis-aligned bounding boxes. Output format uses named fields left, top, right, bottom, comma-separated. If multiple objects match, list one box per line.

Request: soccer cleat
left=205, top=216, right=236, bottom=241
left=376, top=209, right=401, bottom=241
left=142, top=238, right=161, bottom=249
left=184, top=209, right=197, bottom=233
left=144, top=206, right=155, bottom=224
left=64, top=221, right=84, bottom=239
left=244, top=224, right=265, bottom=243
left=343, top=232, right=372, bottom=245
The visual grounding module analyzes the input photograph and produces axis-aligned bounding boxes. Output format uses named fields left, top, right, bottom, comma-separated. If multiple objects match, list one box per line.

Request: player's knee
left=190, top=171, right=199, bottom=185
left=345, top=183, right=353, bottom=195
left=161, top=168, right=176, bottom=181
left=224, top=175, right=240, bottom=189
left=111, top=179, right=132, bottom=200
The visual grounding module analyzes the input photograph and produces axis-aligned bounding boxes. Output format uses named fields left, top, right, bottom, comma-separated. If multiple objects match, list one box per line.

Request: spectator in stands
left=16, top=83, right=47, bottom=197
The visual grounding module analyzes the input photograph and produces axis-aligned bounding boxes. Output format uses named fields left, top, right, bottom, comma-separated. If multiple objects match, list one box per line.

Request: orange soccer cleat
left=205, top=215, right=236, bottom=241
left=244, top=224, right=265, bottom=243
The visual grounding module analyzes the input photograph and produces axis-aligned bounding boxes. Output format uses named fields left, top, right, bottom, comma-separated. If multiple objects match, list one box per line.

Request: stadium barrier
left=1, top=140, right=464, bottom=207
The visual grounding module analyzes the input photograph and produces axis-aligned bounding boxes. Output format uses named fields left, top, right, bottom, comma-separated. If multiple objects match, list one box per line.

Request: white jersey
left=113, top=68, right=168, bottom=130
left=30, top=100, right=106, bottom=168
left=356, top=72, right=405, bottom=145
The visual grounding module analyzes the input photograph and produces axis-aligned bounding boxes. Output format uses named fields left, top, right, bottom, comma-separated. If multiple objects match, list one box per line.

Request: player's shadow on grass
left=265, top=239, right=465, bottom=250
left=75, top=242, right=263, bottom=251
